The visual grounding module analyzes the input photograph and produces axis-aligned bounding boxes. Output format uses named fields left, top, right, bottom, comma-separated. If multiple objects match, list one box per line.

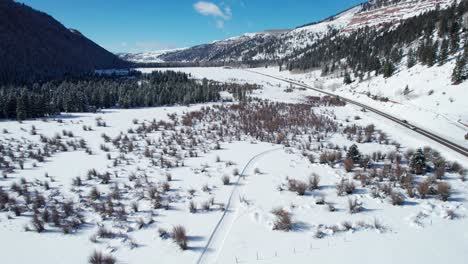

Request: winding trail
left=195, top=147, right=282, bottom=264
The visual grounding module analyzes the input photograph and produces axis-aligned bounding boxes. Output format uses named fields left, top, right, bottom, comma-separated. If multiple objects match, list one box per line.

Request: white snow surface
left=0, top=64, right=467, bottom=264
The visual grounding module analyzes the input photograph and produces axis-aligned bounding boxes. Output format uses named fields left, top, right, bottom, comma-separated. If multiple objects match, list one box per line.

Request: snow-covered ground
left=252, top=63, right=468, bottom=150
left=0, top=66, right=467, bottom=264
left=140, top=66, right=467, bottom=161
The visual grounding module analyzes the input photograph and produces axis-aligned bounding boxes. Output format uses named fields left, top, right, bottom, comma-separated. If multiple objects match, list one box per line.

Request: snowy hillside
left=118, top=48, right=186, bottom=63
left=125, top=0, right=457, bottom=64
left=345, top=0, right=455, bottom=32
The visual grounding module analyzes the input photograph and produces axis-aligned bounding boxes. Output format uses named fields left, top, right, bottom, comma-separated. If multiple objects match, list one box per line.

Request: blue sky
left=17, top=0, right=364, bottom=53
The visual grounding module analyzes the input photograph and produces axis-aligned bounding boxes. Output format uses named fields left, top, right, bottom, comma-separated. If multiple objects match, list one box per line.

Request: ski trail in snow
left=195, top=147, right=282, bottom=264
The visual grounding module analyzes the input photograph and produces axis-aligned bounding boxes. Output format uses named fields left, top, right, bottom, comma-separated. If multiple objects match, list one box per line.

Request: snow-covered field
left=0, top=66, right=467, bottom=264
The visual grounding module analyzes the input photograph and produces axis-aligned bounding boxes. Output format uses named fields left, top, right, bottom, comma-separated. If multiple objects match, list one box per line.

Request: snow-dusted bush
left=417, top=180, right=430, bottom=199
left=348, top=198, right=362, bottom=214
left=287, top=179, right=308, bottom=196
left=308, top=173, right=320, bottom=190
left=88, top=251, right=116, bottom=264
left=222, top=175, right=230, bottom=185
left=172, top=225, right=188, bottom=250
left=437, top=181, right=451, bottom=201
left=272, top=208, right=293, bottom=231
left=336, top=179, right=355, bottom=196
left=390, top=191, right=405, bottom=206
left=344, top=158, right=354, bottom=172
left=189, top=200, right=197, bottom=213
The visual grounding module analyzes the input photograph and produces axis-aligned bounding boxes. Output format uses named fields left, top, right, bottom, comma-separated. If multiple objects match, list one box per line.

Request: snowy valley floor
left=0, top=67, right=467, bottom=264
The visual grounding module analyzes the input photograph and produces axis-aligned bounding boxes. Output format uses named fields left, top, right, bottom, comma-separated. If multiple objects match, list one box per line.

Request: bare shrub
left=162, top=181, right=171, bottom=192
left=287, top=179, right=308, bottom=196
left=32, top=215, right=45, bottom=233
left=437, top=182, right=451, bottom=201
left=308, top=173, right=320, bottom=190
left=89, top=187, right=101, bottom=200
left=434, top=166, right=445, bottom=180
left=172, top=225, right=188, bottom=250
left=222, top=175, right=230, bottom=185
left=336, top=179, right=355, bottom=196
left=344, top=158, right=354, bottom=172
left=166, top=173, right=172, bottom=182
left=319, top=153, right=328, bottom=164
left=202, top=201, right=211, bottom=211
left=72, top=176, right=82, bottom=187
left=417, top=180, right=430, bottom=199
left=88, top=251, right=116, bottom=264
left=390, top=192, right=405, bottom=206
left=189, top=201, right=197, bottom=213
left=272, top=208, right=293, bottom=231
left=348, top=198, right=362, bottom=214
left=131, top=201, right=139, bottom=212
left=97, top=226, right=115, bottom=239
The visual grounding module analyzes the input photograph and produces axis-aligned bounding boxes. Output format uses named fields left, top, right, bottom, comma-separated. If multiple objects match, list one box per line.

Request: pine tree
left=410, top=148, right=426, bottom=175
left=16, top=95, right=27, bottom=121
left=427, top=40, right=438, bottom=67
left=382, top=60, right=395, bottom=78
left=438, top=38, right=449, bottom=66
left=346, top=144, right=361, bottom=163
left=407, top=48, right=417, bottom=68
left=343, top=72, right=352, bottom=84
left=452, top=54, right=467, bottom=84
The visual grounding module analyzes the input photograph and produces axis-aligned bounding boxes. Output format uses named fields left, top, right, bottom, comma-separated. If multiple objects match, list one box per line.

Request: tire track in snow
left=195, top=147, right=282, bottom=264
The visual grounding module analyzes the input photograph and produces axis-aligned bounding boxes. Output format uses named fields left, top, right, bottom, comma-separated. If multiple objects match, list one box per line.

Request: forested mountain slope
left=0, top=0, right=128, bottom=84
left=125, top=0, right=455, bottom=65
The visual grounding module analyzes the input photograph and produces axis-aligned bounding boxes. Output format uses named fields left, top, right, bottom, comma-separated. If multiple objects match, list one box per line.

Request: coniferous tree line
left=286, top=1, right=468, bottom=81
left=0, top=71, right=258, bottom=120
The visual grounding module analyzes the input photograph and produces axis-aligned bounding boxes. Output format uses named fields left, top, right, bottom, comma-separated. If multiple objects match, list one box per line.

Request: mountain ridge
left=120, top=0, right=454, bottom=64
left=0, top=0, right=128, bottom=84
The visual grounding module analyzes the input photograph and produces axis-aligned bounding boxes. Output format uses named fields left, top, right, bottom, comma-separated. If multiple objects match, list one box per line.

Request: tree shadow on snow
left=187, top=235, right=205, bottom=242
left=293, top=221, right=312, bottom=232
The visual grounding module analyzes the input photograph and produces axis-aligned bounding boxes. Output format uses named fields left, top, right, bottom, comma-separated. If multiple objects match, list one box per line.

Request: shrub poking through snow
left=336, top=179, right=355, bottom=196
left=89, top=187, right=101, bottom=201
left=31, top=215, right=45, bottom=233
left=189, top=201, right=197, bottom=213
left=344, top=158, right=354, bottom=172
left=348, top=198, right=362, bottom=214
left=88, top=251, right=116, bottom=264
left=272, top=208, right=293, bottom=231
left=287, top=179, right=308, bottom=196
left=308, top=173, right=320, bottom=190
left=417, top=180, right=430, bottom=199
left=390, top=191, right=405, bottom=206
left=222, top=175, right=230, bottom=185
left=172, top=225, right=188, bottom=250
left=437, top=181, right=451, bottom=201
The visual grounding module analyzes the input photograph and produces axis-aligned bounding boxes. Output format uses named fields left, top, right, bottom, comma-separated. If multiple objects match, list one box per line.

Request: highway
left=245, top=69, right=468, bottom=158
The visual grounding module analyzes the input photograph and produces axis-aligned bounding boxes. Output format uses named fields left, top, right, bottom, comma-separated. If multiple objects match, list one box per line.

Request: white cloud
left=194, top=1, right=232, bottom=20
